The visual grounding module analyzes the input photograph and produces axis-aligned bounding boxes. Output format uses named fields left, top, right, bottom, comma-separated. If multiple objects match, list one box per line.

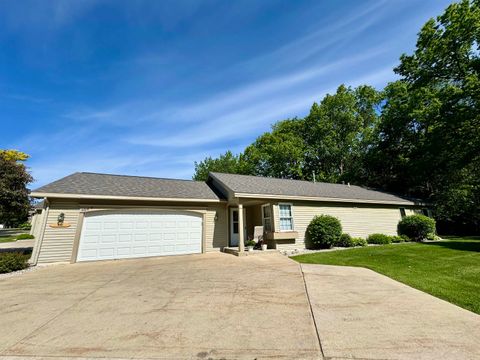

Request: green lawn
left=292, top=237, right=480, bottom=314
left=0, top=236, right=18, bottom=243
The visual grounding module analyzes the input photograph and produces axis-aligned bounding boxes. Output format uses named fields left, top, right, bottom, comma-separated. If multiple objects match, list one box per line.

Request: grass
left=292, top=236, right=480, bottom=314
left=0, top=233, right=32, bottom=243
left=0, top=236, right=19, bottom=243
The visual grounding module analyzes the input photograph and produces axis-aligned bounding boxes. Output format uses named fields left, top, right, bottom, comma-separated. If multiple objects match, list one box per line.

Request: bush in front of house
left=351, top=237, right=368, bottom=247
left=426, top=232, right=441, bottom=241
left=306, top=215, right=342, bottom=249
left=337, top=233, right=368, bottom=247
left=397, top=214, right=436, bottom=242
left=337, top=233, right=352, bottom=247
left=16, top=234, right=34, bottom=240
left=0, top=252, right=29, bottom=274
left=391, top=235, right=408, bottom=243
left=367, top=233, right=392, bottom=245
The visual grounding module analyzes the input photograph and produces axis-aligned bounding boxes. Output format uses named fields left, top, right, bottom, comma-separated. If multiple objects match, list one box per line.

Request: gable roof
left=209, top=172, right=417, bottom=205
left=31, top=172, right=222, bottom=202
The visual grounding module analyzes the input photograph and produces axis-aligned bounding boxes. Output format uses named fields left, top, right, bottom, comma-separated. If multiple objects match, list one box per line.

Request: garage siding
left=36, top=201, right=228, bottom=263
left=37, top=202, right=80, bottom=264
left=273, top=202, right=416, bottom=251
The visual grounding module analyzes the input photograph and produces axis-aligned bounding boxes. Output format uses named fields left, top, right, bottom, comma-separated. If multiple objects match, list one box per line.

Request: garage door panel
left=77, top=211, right=203, bottom=262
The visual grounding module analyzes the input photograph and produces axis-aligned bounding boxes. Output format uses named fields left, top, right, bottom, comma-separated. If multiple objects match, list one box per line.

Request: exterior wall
left=37, top=202, right=80, bottom=264
left=36, top=199, right=228, bottom=264
left=272, top=201, right=418, bottom=251
left=204, top=203, right=228, bottom=251
left=245, top=204, right=262, bottom=240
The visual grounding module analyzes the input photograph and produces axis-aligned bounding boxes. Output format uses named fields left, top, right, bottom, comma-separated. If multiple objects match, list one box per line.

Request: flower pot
left=261, top=244, right=268, bottom=251
left=247, top=246, right=254, bottom=251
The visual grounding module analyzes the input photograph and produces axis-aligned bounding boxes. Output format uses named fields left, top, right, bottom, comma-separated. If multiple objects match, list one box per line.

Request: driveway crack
left=299, top=263, right=325, bottom=360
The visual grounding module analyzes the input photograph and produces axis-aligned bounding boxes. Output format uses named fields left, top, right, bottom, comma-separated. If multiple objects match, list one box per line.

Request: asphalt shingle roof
left=209, top=172, right=414, bottom=204
left=32, top=172, right=221, bottom=200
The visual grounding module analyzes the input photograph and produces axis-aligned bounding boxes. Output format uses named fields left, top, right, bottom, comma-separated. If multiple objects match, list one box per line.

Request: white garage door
left=77, top=211, right=203, bottom=262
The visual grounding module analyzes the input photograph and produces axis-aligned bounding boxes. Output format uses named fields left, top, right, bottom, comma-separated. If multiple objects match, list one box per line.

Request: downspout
left=30, top=198, right=50, bottom=265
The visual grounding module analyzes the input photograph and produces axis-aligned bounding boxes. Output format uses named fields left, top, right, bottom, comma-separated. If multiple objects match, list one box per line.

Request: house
left=29, top=172, right=426, bottom=264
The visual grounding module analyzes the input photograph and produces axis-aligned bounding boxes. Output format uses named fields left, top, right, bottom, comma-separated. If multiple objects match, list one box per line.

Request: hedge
left=0, top=253, right=29, bottom=274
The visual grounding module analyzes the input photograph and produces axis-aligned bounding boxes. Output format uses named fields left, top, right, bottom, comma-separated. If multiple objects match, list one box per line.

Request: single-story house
left=29, top=172, right=427, bottom=264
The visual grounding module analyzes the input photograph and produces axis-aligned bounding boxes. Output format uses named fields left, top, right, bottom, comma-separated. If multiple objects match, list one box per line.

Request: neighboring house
left=29, top=172, right=427, bottom=264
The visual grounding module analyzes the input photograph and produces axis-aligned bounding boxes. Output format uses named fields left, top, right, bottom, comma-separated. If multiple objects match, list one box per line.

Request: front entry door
left=230, top=208, right=246, bottom=246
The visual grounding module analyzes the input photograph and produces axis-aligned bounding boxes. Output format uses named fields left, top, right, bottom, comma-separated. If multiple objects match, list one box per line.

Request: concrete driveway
left=0, top=253, right=320, bottom=359
left=1, top=253, right=479, bottom=360
left=302, top=264, right=480, bottom=360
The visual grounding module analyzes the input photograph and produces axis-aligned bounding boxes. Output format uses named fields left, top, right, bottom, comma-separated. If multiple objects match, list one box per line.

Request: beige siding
left=37, top=202, right=80, bottom=264
left=245, top=204, right=262, bottom=239
left=205, top=204, right=228, bottom=251
left=36, top=201, right=228, bottom=263
left=272, top=201, right=417, bottom=251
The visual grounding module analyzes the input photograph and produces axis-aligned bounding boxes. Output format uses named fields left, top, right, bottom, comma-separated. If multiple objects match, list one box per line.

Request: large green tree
left=192, top=150, right=248, bottom=181
left=242, top=118, right=306, bottom=179
left=0, top=150, right=33, bottom=227
left=366, top=0, right=480, bottom=231
left=303, top=85, right=381, bottom=183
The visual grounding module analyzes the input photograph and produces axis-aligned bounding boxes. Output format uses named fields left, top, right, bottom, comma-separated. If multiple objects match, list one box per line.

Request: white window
left=279, top=203, right=294, bottom=231
left=262, top=204, right=272, bottom=232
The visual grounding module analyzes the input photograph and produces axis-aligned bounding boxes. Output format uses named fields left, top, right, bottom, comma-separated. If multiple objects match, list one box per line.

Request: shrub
left=0, top=253, right=29, bottom=274
left=306, top=215, right=342, bottom=249
left=16, top=234, right=34, bottom=240
left=337, top=233, right=352, bottom=247
left=391, top=235, right=406, bottom=243
left=397, top=215, right=436, bottom=242
left=18, top=222, right=32, bottom=230
left=367, top=233, right=392, bottom=245
left=426, top=233, right=441, bottom=241
left=351, top=237, right=368, bottom=247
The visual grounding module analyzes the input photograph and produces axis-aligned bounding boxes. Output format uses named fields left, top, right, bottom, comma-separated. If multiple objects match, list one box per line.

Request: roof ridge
left=210, top=172, right=360, bottom=188
left=79, top=172, right=204, bottom=183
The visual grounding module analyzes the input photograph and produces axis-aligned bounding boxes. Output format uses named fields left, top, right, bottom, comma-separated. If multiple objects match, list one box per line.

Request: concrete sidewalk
left=302, top=264, right=480, bottom=360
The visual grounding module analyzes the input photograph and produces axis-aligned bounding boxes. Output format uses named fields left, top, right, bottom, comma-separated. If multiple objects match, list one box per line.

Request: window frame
left=261, top=204, right=273, bottom=232
left=399, top=207, right=406, bottom=218
left=278, top=203, right=294, bottom=232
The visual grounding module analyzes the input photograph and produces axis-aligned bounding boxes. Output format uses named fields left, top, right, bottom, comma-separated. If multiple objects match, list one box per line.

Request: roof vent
left=347, top=182, right=351, bottom=187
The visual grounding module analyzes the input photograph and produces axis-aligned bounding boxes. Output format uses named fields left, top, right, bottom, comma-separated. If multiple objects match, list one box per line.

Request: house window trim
left=399, top=207, right=406, bottom=218
left=261, top=203, right=273, bottom=232
left=278, top=202, right=294, bottom=232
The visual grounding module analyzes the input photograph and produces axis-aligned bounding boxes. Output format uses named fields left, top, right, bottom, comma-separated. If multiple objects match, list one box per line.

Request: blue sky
left=0, top=0, right=453, bottom=187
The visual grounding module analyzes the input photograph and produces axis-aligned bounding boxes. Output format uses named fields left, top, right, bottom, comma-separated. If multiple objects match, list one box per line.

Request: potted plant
left=246, top=240, right=256, bottom=251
